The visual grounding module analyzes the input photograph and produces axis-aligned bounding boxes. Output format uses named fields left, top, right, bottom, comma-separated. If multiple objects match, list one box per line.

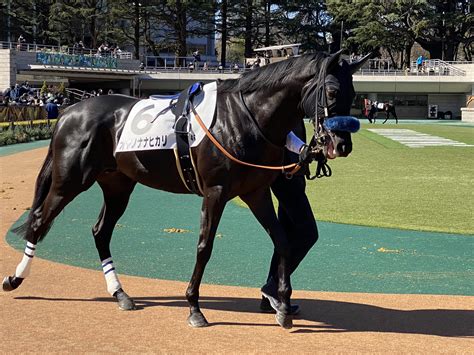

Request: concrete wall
left=428, top=94, right=465, bottom=118
left=117, top=58, right=141, bottom=70
left=461, top=108, right=474, bottom=122
left=0, top=49, right=16, bottom=90
left=14, top=51, right=36, bottom=70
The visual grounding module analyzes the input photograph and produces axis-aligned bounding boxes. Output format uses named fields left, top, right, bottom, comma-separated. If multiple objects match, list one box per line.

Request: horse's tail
left=12, top=144, right=54, bottom=242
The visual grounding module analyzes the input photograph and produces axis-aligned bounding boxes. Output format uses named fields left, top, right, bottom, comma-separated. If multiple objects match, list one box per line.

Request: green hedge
left=0, top=125, right=54, bottom=146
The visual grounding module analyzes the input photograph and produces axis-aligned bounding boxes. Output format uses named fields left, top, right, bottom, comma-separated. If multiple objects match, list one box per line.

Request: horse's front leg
left=186, top=185, right=227, bottom=327
left=241, top=187, right=293, bottom=329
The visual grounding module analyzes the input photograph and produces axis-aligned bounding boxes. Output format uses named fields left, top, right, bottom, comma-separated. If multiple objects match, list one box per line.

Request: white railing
left=0, top=41, right=133, bottom=59
left=355, top=59, right=466, bottom=76
left=409, top=59, right=466, bottom=76
left=31, top=64, right=141, bottom=73
left=145, top=55, right=248, bottom=73
left=444, top=60, right=474, bottom=64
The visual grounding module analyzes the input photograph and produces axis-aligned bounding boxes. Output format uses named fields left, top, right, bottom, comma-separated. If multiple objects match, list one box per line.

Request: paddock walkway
left=1, top=142, right=473, bottom=353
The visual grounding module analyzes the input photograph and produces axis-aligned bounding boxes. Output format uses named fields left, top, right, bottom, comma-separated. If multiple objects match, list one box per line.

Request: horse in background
left=363, top=98, right=398, bottom=124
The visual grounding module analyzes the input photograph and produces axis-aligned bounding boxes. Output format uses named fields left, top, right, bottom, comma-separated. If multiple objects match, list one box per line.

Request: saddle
left=173, top=82, right=204, bottom=196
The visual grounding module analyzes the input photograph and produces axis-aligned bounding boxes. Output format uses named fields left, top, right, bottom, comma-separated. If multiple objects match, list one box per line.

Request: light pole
left=340, top=21, right=344, bottom=50
left=7, top=0, right=11, bottom=42
left=441, top=12, right=445, bottom=61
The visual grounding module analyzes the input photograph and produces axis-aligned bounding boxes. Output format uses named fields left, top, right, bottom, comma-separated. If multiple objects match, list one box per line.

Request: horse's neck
left=245, top=86, right=304, bottom=145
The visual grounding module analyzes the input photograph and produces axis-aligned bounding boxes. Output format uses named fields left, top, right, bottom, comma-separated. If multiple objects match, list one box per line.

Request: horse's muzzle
left=336, top=141, right=352, bottom=157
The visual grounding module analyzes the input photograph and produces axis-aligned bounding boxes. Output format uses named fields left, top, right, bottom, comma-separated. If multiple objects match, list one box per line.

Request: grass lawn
left=304, top=122, right=474, bottom=235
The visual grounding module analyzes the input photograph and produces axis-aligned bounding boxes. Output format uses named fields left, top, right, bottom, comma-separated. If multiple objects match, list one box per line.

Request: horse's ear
left=326, top=49, right=344, bottom=71
left=348, top=53, right=371, bottom=74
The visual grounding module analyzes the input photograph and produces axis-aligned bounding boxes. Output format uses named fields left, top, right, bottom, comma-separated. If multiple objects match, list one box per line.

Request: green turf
left=6, top=185, right=474, bottom=295
left=303, top=122, right=474, bottom=235
left=4, top=123, right=473, bottom=295
left=0, top=139, right=50, bottom=157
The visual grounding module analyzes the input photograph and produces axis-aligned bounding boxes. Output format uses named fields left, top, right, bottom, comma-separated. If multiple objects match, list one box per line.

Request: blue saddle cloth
left=150, top=93, right=180, bottom=100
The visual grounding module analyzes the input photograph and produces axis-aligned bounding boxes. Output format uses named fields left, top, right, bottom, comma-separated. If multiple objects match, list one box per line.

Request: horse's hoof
left=188, top=312, right=209, bottom=328
left=276, top=311, right=293, bottom=329
left=114, top=289, right=136, bottom=311
left=2, top=276, right=23, bottom=292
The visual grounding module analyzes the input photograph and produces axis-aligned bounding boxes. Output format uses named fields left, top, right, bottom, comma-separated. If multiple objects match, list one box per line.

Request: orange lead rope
left=191, top=105, right=301, bottom=175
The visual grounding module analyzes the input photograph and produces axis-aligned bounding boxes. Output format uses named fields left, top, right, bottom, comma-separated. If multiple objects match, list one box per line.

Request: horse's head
left=301, top=51, right=370, bottom=159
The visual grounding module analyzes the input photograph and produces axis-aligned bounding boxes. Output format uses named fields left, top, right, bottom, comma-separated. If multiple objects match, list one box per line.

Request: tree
left=275, top=0, right=331, bottom=53
left=327, top=0, right=473, bottom=64
left=6, top=0, right=53, bottom=44
left=40, top=81, right=48, bottom=96
left=216, top=0, right=228, bottom=67
left=409, top=0, right=473, bottom=60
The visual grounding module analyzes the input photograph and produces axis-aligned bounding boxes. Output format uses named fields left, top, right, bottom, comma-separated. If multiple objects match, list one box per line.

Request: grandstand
left=1, top=41, right=472, bottom=121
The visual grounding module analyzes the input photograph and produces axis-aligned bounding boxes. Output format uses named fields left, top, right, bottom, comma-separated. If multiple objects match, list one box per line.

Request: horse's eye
left=327, top=90, right=337, bottom=99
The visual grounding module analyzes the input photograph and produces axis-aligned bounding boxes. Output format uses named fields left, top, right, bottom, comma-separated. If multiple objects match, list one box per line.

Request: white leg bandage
left=15, top=242, right=36, bottom=278
left=101, top=257, right=122, bottom=295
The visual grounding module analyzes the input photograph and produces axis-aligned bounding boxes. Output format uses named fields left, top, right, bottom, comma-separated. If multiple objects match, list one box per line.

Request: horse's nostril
left=337, top=142, right=352, bottom=156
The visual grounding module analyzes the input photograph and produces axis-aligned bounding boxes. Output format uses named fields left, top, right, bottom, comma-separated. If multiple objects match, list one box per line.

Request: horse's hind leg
left=3, top=163, right=97, bottom=291
left=93, top=172, right=136, bottom=310
left=3, top=138, right=101, bottom=292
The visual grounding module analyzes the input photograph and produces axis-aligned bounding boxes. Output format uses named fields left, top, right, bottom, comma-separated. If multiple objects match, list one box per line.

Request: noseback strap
left=323, top=116, right=360, bottom=133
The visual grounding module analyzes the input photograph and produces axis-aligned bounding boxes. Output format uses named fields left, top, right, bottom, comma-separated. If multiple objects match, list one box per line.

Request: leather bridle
left=303, top=57, right=336, bottom=179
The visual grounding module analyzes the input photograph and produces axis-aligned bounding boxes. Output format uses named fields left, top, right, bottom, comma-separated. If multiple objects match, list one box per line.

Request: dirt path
left=1, top=147, right=472, bottom=353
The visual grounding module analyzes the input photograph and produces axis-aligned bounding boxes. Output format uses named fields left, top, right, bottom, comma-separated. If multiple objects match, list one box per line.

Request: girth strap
left=174, top=82, right=204, bottom=196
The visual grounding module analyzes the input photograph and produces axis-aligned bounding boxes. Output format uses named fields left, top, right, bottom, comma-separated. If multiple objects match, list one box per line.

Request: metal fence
left=0, top=41, right=133, bottom=59
left=356, top=59, right=466, bottom=76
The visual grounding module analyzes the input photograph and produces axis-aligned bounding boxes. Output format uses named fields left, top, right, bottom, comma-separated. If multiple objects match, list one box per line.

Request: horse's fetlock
left=186, top=289, right=199, bottom=301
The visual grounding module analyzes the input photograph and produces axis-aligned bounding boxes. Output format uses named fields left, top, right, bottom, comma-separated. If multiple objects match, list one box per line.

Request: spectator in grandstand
left=17, top=35, right=26, bottom=51
left=45, top=99, right=59, bottom=120
left=202, top=62, right=208, bottom=70
left=139, top=62, right=145, bottom=71
left=113, top=46, right=122, bottom=58
left=416, top=55, right=424, bottom=72
left=1, top=97, right=9, bottom=107
left=73, top=41, right=84, bottom=54
left=251, top=57, right=261, bottom=69
left=18, top=93, right=29, bottom=105
left=3, top=86, right=11, bottom=99
left=192, top=49, right=201, bottom=66
left=10, top=84, right=20, bottom=101
left=31, top=95, right=40, bottom=106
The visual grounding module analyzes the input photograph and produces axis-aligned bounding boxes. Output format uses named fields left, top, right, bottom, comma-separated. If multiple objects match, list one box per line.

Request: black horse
left=366, top=101, right=398, bottom=124
left=3, top=51, right=369, bottom=329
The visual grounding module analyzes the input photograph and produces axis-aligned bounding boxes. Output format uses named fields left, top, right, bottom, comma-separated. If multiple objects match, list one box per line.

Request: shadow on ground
left=16, top=295, right=473, bottom=337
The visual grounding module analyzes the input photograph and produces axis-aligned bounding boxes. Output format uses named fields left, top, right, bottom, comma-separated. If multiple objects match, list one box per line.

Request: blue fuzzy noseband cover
left=323, top=116, right=360, bottom=133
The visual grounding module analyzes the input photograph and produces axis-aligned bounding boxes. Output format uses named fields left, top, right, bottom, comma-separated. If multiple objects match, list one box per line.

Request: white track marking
left=368, top=129, right=473, bottom=148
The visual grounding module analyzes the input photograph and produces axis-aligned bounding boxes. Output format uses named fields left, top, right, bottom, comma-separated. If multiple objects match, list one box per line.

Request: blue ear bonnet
left=323, top=116, right=360, bottom=133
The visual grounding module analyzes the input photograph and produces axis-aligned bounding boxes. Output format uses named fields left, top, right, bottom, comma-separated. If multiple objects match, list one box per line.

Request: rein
left=190, top=105, right=301, bottom=175
left=305, top=56, right=334, bottom=180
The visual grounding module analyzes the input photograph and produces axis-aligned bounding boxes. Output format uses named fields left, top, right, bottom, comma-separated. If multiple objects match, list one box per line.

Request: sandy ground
left=1, top=147, right=473, bottom=353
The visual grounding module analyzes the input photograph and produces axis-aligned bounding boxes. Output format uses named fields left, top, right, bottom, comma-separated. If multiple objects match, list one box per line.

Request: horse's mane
left=218, top=53, right=327, bottom=94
